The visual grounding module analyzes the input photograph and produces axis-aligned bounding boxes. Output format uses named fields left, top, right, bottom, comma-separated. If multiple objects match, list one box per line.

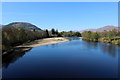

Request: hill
left=79, top=26, right=119, bottom=33
left=4, top=22, right=41, bottom=31
left=95, top=26, right=119, bottom=32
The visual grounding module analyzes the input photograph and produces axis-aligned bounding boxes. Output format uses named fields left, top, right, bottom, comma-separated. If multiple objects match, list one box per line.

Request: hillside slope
left=79, top=26, right=119, bottom=33
left=4, top=22, right=41, bottom=31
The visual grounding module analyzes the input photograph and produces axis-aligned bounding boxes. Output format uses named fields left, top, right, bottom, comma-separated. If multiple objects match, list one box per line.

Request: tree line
left=82, top=29, right=120, bottom=45
left=59, top=31, right=81, bottom=37
left=2, top=25, right=120, bottom=53
left=2, top=26, right=60, bottom=52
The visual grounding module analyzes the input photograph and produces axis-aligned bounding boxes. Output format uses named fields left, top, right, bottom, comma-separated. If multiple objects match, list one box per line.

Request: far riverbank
left=2, top=37, right=69, bottom=55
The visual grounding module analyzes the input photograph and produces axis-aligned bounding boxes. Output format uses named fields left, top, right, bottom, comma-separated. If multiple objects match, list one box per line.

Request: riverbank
left=82, top=37, right=120, bottom=45
left=2, top=37, right=69, bottom=55
left=16, top=37, right=69, bottom=48
left=98, top=37, right=120, bottom=45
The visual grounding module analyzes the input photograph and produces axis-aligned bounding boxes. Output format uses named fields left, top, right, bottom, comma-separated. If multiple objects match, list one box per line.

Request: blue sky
left=1, top=0, right=119, bottom=2
left=2, top=2, right=118, bottom=31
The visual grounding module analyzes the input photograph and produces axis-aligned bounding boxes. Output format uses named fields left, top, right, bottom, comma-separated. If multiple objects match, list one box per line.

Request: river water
left=2, top=37, right=119, bottom=78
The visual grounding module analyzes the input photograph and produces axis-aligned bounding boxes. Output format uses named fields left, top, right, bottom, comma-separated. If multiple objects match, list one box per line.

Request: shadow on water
left=2, top=47, right=32, bottom=68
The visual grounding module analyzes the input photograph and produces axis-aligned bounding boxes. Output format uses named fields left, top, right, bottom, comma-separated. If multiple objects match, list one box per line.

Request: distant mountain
left=79, top=26, right=120, bottom=33
left=95, top=26, right=119, bottom=32
left=4, top=22, right=41, bottom=30
left=79, top=29, right=96, bottom=33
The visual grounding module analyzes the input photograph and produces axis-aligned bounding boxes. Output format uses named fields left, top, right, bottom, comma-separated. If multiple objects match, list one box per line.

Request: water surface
left=2, top=37, right=119, bottom=78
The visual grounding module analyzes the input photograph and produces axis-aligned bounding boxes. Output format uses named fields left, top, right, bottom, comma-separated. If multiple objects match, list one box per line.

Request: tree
left=91, top=32, right=100, bottom=41
left=2, top=26, right=50, bottom=52
left=45, top=29, right=49, bottom=37
left=74, top=32, right=81, bottom=37
left=69, top=31, right=73, bottom=33
left=55, top=30, right=58, bottom=34
left=51, top=28, right=55, bottom=34
left=82, top=31, right=100, bottom=41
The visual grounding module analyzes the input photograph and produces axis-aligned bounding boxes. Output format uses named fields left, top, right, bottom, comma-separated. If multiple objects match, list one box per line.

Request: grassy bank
left=98, top=37, right=120, bottom=45
left=82, top=37, right=120, bottom=45
left=82, top=30, right=120, bottom=45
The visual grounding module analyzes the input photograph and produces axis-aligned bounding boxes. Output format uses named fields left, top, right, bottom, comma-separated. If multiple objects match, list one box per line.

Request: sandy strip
left=16, top=37, right=69, bottom=48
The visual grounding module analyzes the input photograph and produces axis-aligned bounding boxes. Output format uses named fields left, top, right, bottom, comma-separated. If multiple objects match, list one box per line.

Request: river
left=2, top=37, right=119, bottom=78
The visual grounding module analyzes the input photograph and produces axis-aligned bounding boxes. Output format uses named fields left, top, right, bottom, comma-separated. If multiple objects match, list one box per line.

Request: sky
left=1, top=0, right=119, bottom=2
left=2, top=2, right=118, bottom=31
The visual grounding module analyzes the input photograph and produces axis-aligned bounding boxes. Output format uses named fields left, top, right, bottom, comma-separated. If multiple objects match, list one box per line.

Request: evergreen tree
left=51, top=28, right=55, bottom=34
left=46, top=29, right=49, bottom=37
left=55, top=30, right=58, bottom=34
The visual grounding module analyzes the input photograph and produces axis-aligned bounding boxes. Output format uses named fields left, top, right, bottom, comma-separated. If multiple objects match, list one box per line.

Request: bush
left=82, top=30, right=120, bottom=45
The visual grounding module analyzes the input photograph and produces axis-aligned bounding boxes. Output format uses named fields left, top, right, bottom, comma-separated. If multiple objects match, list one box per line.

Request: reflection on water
left=82, top=41, right=118, bottom=57
left=65, top=37, right=80, bottom=40
left=2, top=38, right=118, bottom=68
left=99, top=43, right=118, bottom=57
left=2, top=47, right=32, bottom=68
left=2, top=37, right=119, bottom=78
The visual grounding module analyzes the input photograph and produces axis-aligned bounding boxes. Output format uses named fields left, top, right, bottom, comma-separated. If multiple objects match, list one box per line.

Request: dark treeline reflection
left=2, top=47, right=32, bottom=68
left=99, top=43, right=118, bottom=57
left=82, top=40, right=118, bottom=57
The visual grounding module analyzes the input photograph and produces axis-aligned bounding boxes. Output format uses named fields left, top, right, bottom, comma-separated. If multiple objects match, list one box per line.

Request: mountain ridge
left=4, top=22, right=41, bottom=31
left=79, top=26, right=119, bottom=33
